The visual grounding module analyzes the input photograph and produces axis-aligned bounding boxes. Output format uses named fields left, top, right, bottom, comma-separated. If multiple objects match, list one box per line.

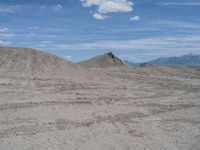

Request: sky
left=0, top=0, right=200, bottom=62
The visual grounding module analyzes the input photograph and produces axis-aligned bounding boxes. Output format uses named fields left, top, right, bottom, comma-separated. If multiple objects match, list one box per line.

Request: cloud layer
left=0, top=4, right=19, bottom=14
left=53, top=35, right=200, bottom=54
left=0, top=27, right=9, bottom=32
left=158, top=2, right=200, bottom=6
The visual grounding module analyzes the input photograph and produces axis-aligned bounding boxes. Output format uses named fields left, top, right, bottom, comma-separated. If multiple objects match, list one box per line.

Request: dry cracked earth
left=0, top=47, right=200, bottom=150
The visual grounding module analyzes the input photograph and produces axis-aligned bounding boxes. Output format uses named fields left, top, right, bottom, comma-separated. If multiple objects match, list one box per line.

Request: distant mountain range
left=124, top=54, right=200, bottom=67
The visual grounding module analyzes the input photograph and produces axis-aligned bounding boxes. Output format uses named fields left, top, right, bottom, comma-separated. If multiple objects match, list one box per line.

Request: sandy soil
left=0, top=47, right=200, bottom=150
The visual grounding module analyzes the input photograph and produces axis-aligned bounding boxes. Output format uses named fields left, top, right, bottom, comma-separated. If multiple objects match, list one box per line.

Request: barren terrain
left=0, top=47, right=200, bottom=150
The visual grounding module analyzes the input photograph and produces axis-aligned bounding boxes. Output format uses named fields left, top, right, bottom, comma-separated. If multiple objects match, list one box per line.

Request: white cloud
left=98, top=0, right=133, bottom=14
left=26, top=33, right=35, bottom=38
left=130, top=15, right=140, bottom=21
left=0, top=33, right=15, bottom=38
left=0, top=40, right=12, bottom=46
left=81, top=0, right=134, bottom=20
left=93, top=13, right=107, bottom=20
left=40, top=4, right=63, bottom=12
left=53, top=4, right=63, bottom=11
left=0, top=4, right=19, bottom=13
left=64, top=55, right=72, bottom=60
left=0, top=27, right=15, bottom=39
left=28, top=26, right=39, bottom=30
left=40, top=5, right=47, bottom=10
left=0, top=27, right=9, bottom=32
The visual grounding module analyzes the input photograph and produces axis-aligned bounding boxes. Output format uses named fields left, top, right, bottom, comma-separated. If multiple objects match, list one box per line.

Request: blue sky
left=0, top=0, right=200, bottom=62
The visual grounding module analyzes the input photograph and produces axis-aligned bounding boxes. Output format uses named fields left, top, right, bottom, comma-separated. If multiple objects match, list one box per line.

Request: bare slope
left=136, top=64, right=200, bottom=79
left=0, top=47, right=84, bottom=80
left=78, top=52, right=124, bottom=68
left=0, top=47, right=200, bottom=150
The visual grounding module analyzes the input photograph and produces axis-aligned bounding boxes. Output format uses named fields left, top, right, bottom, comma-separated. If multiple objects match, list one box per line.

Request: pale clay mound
left=0, top=47, right=200, bottom=150
left=0, top=47, right=87, bottom=80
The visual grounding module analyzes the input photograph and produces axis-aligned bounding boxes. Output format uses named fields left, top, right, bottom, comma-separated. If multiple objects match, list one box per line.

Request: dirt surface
left=0, top=47, right=200, bottom=150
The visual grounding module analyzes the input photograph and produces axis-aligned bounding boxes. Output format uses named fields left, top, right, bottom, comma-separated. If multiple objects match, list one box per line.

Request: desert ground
left=0, top=47, right=200, bottom=150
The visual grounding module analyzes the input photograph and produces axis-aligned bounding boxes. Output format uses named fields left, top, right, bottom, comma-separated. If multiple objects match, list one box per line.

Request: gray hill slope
left=78, top=52, right=124, bottom=68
